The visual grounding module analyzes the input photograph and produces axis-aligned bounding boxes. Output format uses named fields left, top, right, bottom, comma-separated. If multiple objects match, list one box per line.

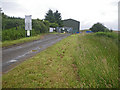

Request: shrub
left=32, top=19, right=49, bottom=33
left=2, top=28, right=25, bottom=41
left=90, top=23, right=109, bottom=32
left=2, top=13, right=50, bottom=41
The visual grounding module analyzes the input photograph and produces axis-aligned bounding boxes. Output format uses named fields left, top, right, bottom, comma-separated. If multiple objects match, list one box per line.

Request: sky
left=1, top=0, right=119, bottom=30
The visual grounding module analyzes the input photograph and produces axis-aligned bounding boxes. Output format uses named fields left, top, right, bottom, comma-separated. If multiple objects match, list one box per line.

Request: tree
left=49, top=23, right=58, bottom=28
left=43, top=20, right=49, bottom=27
left=45, top=9, right=63, bottom=27
left=45, top=9, right=55, bottom=23
left=2, top=13, right=25, bottom=30
left=90, top=22, right=109, bottom=32
left=54, top=10, right=63, bottom=27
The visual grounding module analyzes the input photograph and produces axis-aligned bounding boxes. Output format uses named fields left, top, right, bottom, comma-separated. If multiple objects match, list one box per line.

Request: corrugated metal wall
left=63, top=19, right=80, bottom=33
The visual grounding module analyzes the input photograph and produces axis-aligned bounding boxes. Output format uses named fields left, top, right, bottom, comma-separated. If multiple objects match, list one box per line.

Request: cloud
left=2, top=0, right=28, bottom=17
left=1, top=0, right=119, bottom=30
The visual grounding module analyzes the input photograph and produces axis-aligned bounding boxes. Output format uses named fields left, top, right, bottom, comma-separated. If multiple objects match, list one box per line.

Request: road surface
left=2, top=34, right=70, bottom=73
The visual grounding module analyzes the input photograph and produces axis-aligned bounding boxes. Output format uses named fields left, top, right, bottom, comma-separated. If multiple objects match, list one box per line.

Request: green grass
left=95, top=32, right=119, bottom=45
left=2, top=32, right=65, bottom=47
left=2, top=33, right=118, bottom=88
left=2, top=34, right=46, bottom=47
left=95, top=32, right=118, bottom=39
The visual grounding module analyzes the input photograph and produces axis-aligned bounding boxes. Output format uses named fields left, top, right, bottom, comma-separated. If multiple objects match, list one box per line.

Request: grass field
left=2, top=32, right=118, bottom=88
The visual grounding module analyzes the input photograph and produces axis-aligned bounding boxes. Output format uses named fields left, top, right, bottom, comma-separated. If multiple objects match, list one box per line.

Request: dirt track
left=2, top=34, right=70, bottom=73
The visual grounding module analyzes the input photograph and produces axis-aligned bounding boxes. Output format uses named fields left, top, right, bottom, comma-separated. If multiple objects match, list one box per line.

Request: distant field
left=2, top=32, right=118, bottom=88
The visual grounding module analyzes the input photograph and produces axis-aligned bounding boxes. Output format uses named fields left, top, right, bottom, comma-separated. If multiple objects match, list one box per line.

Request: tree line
left=2, top=8, right=113, bottom=41
left=45, top=9, right=63, bottom=28
left=2, top=9, right=63, bottom=41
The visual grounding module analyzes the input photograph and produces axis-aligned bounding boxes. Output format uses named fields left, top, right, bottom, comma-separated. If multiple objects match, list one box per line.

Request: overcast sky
left=1, top=0, right=119, bottom=30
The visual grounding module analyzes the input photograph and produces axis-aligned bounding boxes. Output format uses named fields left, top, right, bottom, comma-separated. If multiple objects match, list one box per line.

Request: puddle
left=16, top=46, right=22, bottom=49
left=6, top=47, right=41, bottom=64
left=32, top=50, right=37, bottom=52
left=26, top=50, right=32, bottom=54
left=39, top=46, right=42, bottom=48
left=16, top=54, right=26, bottom=58
left=8, top=60, right=17, bottom=63
left=31, top=47, right=41, bottom=52
left=15, top=51, right=32, bottom=59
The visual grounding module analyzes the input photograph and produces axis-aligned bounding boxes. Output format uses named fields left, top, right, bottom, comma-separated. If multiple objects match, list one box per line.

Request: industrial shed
left=63, top=19, right=80, bottom=33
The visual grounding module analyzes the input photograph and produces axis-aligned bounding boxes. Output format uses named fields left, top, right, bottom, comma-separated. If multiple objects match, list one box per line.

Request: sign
left=49, top=28, right=54, bottom=32
left=25, top=15, right=32, bottom=30
left=27, top=30, right=30, bottom=36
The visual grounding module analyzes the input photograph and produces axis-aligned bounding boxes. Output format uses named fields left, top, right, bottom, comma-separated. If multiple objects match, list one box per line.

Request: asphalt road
left=2, top=34, right=70, bottom=73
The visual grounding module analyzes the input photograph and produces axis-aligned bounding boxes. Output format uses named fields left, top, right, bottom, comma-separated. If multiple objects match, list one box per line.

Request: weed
left=2, top=33, right=118, bottom=88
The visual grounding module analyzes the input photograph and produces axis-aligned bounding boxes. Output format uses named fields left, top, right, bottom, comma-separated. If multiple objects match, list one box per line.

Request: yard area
left=2, top=32, right=118, bottom=88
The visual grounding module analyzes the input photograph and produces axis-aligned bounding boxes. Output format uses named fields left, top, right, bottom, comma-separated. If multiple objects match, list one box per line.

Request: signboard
left=49, top=28, right=54, bottom=32
left=25, top=15, right=32, bottom=30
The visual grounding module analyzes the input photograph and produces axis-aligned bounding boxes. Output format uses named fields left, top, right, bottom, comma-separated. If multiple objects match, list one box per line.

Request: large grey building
left=63, top=19, right=80, bottom=33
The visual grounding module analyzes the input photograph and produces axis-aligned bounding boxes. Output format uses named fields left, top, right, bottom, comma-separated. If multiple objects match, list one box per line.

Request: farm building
left=63, top=19, right=80, bottom=33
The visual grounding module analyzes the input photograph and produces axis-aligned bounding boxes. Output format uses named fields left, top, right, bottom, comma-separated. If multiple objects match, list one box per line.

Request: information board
left=25, top=15, right=32, bottom=30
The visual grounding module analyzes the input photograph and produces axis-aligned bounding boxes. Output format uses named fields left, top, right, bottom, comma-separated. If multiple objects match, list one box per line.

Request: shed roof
left=63, top=19, right=80, bottom=23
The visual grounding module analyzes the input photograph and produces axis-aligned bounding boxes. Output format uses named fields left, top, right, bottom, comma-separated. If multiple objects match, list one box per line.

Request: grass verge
left=2, top=34, right=46, bottom=48
left=95, top=32, right=118, bottom=39
left=2, top=32, right=65, bottom=48
left=2, top=33, right=118, bottom=88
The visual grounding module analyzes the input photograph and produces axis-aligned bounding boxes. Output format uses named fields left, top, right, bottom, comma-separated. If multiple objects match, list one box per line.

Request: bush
left=2, top=28, right=25, bottom=41
left=32, top=19, right=49, bottom=33
left=90, top=22, right=109, bottom=32
left=2, top=13, right=50, bottom=41
left=2, top=28, right=42, bottom=41
left=2, top=18, right=24, bottom=30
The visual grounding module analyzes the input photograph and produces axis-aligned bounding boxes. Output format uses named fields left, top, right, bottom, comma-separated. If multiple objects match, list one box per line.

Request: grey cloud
left=110, top=1, right=119, bottom=6
left=2, top=1, right=27, bottom=13
left=104, top=21, right=118, bottom=30
left=81, top=20, right=118, bottom=30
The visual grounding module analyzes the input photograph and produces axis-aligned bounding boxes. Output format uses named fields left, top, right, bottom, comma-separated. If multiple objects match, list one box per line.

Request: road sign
left=25, top=15, right=32, bottom=30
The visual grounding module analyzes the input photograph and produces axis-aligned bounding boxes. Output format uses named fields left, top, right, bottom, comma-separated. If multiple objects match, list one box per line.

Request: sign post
left=25, top=15, right=32, bottom=37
